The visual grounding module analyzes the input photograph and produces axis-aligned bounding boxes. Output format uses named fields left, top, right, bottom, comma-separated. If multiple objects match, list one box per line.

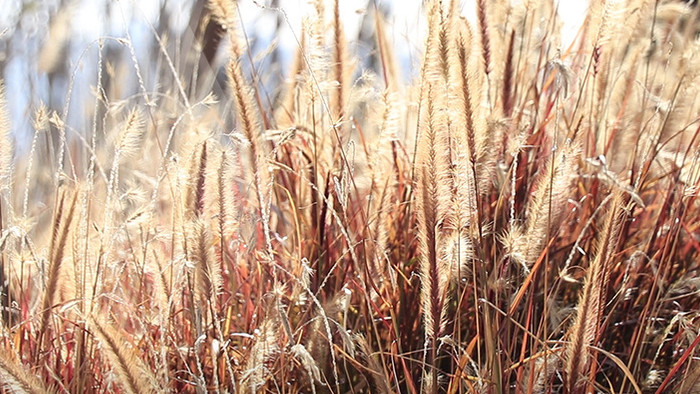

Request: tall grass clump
left=1, top=0, right=700, bottom=392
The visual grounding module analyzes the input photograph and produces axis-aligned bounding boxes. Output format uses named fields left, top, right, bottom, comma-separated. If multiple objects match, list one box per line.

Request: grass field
left=1, top=0, right=700, bottom=392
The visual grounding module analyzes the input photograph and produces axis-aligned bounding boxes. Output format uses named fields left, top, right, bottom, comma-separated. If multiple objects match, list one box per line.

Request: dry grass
left=1, top=0, right=700, bottom=392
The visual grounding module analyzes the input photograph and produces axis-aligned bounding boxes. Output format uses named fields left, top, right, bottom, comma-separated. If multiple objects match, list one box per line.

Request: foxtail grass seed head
left=0, top=1, right=698, bottom=392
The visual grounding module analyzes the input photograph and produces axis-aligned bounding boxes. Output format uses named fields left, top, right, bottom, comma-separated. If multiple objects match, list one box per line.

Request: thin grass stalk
left=37, top=188, right=78, bottom=361
left=416, top=83, right=451, bottom=393
left=476, top=0, right=492, bottom=93
left=331, top=0, right=348, bottom=124
left=189, top=219, right=221, bottom=326
left=508, top=143, right=578, bottom=270
left=88, top=316, right=161, bottom=394
left=209, top=0, right=274, bottom=258
left=374, top=8, right=399, bottom=90
left=0, top=80, right=12, bottom=195
left=0, top=350, right=56, bottom=394
left=451, top=24, right=482, bottom=243
left=0, top=80, right=12, bottom=328
left=565, top=192, right=627, bottom=392
left=227, top=44, right=273, bottom=255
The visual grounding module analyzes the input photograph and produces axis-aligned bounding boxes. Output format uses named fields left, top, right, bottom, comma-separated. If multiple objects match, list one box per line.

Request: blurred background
left=0, top=0, right=586, bottom=153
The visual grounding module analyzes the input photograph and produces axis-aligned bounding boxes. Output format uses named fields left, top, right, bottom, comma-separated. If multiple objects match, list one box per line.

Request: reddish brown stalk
left=503, top=29, right=516, bottom=117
